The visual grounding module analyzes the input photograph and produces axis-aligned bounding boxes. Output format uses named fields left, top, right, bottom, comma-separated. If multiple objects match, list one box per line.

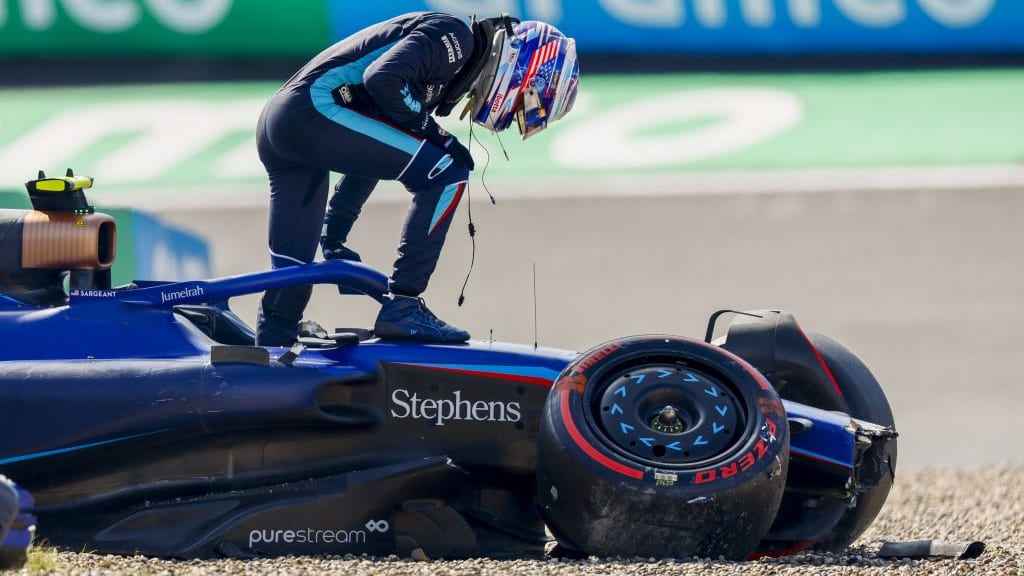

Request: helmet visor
left=514, top=88, right=548, bottom=140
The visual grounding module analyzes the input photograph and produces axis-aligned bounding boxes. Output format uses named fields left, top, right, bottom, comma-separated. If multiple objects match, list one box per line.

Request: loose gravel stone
left=24, top=466, right=1023, bottom=576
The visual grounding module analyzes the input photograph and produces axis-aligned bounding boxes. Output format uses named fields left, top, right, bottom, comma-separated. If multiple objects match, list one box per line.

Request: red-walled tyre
left=536, top=335, right=790, bottom=559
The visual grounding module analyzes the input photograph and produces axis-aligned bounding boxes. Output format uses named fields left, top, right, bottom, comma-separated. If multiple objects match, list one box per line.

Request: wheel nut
left=658, top=405, right=679, bottom=426
left=651, top=405, right=684, bottom=433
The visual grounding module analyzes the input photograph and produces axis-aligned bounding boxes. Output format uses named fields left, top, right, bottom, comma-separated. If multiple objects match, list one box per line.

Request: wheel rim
left=594, top=364, right=744, bottom=466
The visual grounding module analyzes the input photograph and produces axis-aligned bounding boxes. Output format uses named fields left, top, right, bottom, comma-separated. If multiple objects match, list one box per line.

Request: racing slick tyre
left=536, top=335, right=790, bottom=560
left=762, top=331, right=897, bottom=554
left=805, top=332, right=896, bottom=551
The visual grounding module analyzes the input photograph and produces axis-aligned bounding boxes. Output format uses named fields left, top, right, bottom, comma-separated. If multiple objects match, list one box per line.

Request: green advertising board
left=0, top=0, right=328, bottom=56
left=3, top=1, right=1023, bottom=58
left=0, top=70, right=1022, bottom=205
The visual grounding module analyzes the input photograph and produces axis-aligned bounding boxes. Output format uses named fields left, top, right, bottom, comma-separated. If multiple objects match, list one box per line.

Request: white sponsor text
left=390, top=389, right=521, bottom=425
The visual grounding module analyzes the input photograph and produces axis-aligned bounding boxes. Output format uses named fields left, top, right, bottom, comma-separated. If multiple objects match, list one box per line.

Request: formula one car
left=0, top=172, right=897, bottom=561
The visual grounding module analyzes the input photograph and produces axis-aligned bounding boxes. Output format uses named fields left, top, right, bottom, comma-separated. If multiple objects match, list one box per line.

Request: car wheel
left=760, top=331, right=896, bottom=555
left=806, top=332, right=896, bottom=551
left=536, top=335, right=789, bottom=559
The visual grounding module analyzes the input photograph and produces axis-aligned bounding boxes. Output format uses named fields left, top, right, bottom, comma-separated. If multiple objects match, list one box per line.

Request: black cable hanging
left=457, top=121, right=510, bottom=306
left=470, top=126, right=497, bottom=204
left=458, top=122, right=488, bottom=306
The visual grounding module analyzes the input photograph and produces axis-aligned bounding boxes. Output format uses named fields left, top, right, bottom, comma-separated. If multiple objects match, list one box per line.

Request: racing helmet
left=468, top=20, right=579, bottom=140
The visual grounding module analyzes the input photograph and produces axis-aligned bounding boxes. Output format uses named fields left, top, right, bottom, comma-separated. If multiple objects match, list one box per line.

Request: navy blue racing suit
left=255, top=12, right=475, bottom=346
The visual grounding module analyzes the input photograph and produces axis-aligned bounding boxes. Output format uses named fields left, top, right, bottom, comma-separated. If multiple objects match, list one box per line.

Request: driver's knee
left=399, top=143, right=470, bottom=191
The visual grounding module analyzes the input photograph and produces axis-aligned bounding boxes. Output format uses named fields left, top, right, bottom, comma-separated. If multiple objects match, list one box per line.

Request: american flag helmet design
left=471, top=21, right=579, bottom=140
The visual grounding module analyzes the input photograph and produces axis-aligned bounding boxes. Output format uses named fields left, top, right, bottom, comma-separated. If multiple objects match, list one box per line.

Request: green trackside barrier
left=0, top=0, right=329, bottom=56
left=3, top=2, right=1023, bottom=57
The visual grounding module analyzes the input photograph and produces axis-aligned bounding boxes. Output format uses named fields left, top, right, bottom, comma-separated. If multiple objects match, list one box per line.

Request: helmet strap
left=459, top=95, right=474, bottom=121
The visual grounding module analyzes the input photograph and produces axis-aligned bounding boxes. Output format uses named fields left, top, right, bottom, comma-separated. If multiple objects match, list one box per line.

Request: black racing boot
left=374, top=295, right=469, bottom=343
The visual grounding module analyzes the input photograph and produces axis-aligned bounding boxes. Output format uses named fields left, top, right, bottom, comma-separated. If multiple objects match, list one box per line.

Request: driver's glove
left=440, top=135, right=475, bottom=171
left=417, top=116, right=475, bottom=171
left=321, top=238, right=361, bottom=262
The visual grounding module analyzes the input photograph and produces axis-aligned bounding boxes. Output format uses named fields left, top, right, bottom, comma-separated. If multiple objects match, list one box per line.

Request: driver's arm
left=362, top=20, right=472, bottom=147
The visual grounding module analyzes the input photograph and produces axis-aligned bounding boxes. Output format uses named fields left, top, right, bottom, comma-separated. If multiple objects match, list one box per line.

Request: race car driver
left=256, top=11, right=579, bottom=346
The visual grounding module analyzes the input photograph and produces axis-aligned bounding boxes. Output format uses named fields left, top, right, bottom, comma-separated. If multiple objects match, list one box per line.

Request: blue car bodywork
left=0, top=179, right=894, bottom=559
left=0, top=260, right=857, bottom=474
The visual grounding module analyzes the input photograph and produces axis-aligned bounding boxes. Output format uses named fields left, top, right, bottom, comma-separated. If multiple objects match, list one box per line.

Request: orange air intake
left=19, top=211, right=116, bottom=270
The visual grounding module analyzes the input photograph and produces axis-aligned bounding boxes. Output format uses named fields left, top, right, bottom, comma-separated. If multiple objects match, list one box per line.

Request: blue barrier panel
left=129, top=212, right=212, bottom=282
left=0, top=192, right=211, bottom=285
left=329, top=1, right=1024, bottom=54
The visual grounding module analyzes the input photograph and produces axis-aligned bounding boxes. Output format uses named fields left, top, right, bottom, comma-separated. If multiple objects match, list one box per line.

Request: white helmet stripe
left=481, top=38, right=517, bottom=127
left=550, top=39, right=577, bottom=121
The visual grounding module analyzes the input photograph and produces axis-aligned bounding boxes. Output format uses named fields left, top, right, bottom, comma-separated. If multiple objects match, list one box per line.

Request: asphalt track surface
left=160, top=179, right=1024, bottom=468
